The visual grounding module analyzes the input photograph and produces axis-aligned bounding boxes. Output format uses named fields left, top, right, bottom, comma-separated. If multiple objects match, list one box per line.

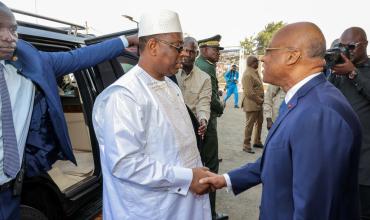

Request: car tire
left=21, top=183, right=64, bottom=220
left=20, top=205, right=48, bottom=220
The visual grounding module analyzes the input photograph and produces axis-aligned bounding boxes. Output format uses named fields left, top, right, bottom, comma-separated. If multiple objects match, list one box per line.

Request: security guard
left=195, top=35, right=228, bottom=220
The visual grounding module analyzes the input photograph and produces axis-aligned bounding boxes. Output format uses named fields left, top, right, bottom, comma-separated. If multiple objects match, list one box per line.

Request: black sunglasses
left=339, top=41, right=367, bottom=50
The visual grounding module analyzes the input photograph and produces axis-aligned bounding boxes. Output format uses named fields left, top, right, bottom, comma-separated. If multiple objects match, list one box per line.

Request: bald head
left=340, top=27, right=368, bottom=64
left=272, top=22, right=326, bottom=58
left=341, top=27, right=367, bottom=42
left=261, top=22, right=326, bottom=91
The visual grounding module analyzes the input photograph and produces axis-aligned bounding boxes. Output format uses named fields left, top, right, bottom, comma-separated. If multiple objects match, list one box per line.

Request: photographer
left=329, top=27, right=370, bottom=220
left=223, top=64, right=240, bottom=108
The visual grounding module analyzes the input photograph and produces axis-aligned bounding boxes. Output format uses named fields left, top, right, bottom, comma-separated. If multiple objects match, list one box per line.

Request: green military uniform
left=195, top=35, right=226, bottom=220
left=195, top=55, right=223, bottom=173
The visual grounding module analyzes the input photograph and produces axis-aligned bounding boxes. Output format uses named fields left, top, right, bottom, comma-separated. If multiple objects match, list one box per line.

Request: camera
left=324, top=44, right=350, bottom=68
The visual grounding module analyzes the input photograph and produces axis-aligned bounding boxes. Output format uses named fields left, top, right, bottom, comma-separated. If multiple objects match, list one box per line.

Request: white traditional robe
left=92, top=65, right=211, bottom=220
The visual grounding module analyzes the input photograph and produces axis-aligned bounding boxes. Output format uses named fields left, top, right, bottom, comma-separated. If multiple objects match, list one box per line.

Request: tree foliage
left=240, top=35, right=256, bottom=55
left=240, top=21, right=285, bottom=55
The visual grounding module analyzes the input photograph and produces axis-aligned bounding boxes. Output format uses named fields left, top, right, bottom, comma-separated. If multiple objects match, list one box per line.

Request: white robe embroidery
left=93, top=65, right=211, bottom=220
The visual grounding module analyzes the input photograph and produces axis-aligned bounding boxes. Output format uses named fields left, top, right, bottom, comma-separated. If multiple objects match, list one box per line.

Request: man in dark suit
left=0, top=3, right=137, bottom=219
left=329, top=27, right=370, bottom=220
left=200, top=22, right=362, bottom=220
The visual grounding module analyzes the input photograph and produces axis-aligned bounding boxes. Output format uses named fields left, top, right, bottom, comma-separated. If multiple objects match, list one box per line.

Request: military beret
left=198, top=34, right=224, bottom=50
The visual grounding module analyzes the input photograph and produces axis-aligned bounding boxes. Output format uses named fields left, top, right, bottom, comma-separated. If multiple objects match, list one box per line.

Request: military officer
left=195, top=35, right=228, bottom=220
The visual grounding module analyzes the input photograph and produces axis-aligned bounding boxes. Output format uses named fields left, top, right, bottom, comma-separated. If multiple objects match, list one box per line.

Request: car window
left=117, top=55, right=137, bottom=73
left=121, top=63, right=135, bottom=73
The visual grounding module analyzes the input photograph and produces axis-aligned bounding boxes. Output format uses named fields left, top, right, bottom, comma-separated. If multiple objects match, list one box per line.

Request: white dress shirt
left=93, top=65, right=211, bottom=220
left=0, top=61, right=35, bottom=184
left=283, top=73, right=320, bottom=104
left=223, top=72, right=321, bottom=191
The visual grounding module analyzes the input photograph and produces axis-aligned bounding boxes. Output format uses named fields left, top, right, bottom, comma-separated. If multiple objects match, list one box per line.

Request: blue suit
left=223, top=70, right=239, bottom=106
left=228, top=74, right=362, bottom=219
left=10, top=38, right=124, bottom=176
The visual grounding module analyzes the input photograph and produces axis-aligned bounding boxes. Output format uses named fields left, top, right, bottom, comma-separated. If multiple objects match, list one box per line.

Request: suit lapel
left=260, top=74, right=326, bottom=167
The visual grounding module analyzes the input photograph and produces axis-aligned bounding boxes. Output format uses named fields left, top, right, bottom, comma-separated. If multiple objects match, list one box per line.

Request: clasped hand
left=190, top=168, right=227, bottom=195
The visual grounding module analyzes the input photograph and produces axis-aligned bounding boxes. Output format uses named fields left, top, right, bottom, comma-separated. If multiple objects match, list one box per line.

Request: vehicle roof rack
left=11, top=8, right=85, bottom=36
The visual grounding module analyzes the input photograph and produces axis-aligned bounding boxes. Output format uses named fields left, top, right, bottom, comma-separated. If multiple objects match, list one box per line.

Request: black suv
left=13, top=9, right=139, bottom=220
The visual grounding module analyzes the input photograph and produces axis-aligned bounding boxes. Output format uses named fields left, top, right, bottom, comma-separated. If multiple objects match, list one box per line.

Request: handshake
left=190, top=167, right=228, bottom=195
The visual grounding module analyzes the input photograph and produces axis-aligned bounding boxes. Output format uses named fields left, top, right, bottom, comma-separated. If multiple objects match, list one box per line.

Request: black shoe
left=253, top=144, right=264, bottom=149
left=213, top=212, right=229, bottom=220
left=218, top=158, right=223, bottom=162
left=234, top=105, right=239, bottom=108
left=243, top=148, right=255, bottom=154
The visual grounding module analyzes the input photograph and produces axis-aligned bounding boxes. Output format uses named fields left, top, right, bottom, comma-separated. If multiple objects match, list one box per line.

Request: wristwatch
left=348, top=68, right=358, bottom=80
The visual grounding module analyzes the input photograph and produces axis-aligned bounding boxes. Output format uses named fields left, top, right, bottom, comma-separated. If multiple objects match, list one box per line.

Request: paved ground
left=215, top=96, right=264, bottom=220
left=95, top=94, right=264, bottom=220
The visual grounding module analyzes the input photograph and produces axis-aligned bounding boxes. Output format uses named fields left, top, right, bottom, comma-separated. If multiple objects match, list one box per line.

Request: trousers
left=224, top=84, right=238, bottom=106
left=0, top=188, right=20, bottom=220
left=243, top=110, right=263, bottom=149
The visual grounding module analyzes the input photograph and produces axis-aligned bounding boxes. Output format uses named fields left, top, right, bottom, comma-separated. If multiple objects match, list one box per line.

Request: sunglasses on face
left=339, top=41, right=368, bottom=50
left=153, top=37, right=184, bottom=53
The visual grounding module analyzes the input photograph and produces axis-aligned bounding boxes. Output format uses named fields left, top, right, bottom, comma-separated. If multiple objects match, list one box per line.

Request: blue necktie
left=0, top=63, right=20, bottom=178
left=279, top=101, right=288, bottom=116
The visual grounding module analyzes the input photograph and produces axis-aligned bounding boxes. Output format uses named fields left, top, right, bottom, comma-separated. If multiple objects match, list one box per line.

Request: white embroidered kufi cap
left=138, top=10, right=182, bottom=37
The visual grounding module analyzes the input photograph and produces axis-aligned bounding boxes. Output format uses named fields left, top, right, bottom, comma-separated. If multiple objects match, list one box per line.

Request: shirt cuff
left=170, top=167, right=193, bottom=196
left=223, top=173, right=234, bottom=193
left=119, top=35, right=129, bottom=48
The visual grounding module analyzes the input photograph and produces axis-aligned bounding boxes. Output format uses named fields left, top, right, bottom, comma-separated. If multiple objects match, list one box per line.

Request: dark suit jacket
left=10, top=38, right=124, bottom=175
left=228, top=74, right=362, bottom=220
left=329, top=59, right=370, bottom=185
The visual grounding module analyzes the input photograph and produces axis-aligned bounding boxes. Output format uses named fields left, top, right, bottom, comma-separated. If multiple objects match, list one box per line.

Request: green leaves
left=240, top=21, right=285, bottom=55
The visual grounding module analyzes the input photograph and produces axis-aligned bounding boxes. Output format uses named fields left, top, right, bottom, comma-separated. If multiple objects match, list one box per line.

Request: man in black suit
left=329, top=27, right=370, bottom=220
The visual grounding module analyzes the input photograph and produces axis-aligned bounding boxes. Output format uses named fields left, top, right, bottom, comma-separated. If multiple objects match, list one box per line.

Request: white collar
left=284, top=72, right=321, bottom=103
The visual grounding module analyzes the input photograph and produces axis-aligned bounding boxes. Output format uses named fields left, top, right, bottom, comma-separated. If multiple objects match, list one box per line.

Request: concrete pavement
left=215, top=98, right=263, bottom=220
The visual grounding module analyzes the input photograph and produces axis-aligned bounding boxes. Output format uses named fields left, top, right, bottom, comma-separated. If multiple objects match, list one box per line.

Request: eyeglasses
left=264, top=47, right=299, bottom=54
left=153, top=37, right=184, bottom=53
left=339, top=41, right=368, bottom=50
